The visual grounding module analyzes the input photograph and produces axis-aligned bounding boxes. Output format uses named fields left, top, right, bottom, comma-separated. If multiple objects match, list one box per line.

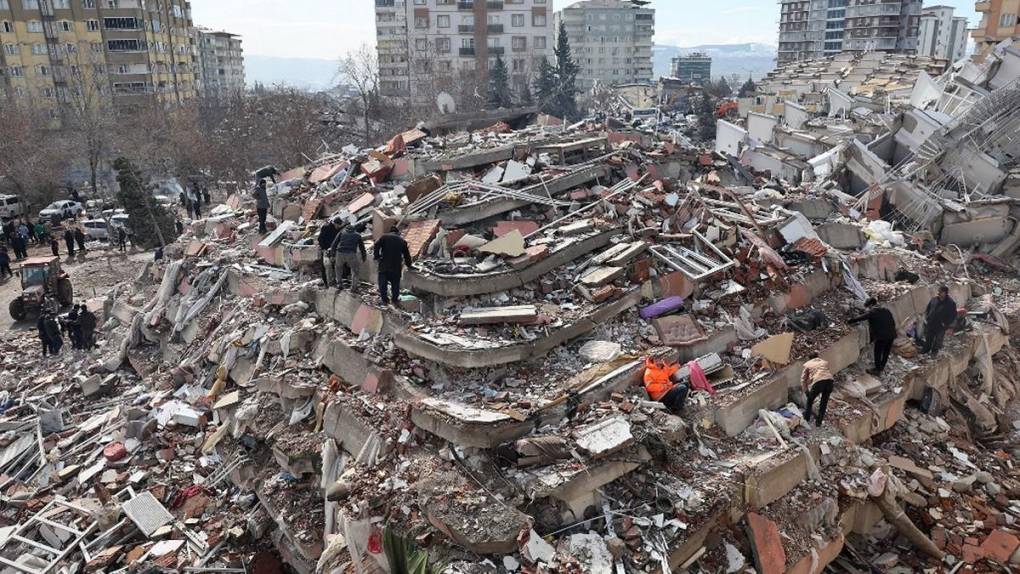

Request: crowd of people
left=36, top=303, right=97, bottom=357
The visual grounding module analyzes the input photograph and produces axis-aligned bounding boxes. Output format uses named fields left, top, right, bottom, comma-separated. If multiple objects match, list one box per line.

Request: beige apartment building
left=375, top=0, right=555, bottom=104
left=194, top=27, right=244, bottom=100
left=0, top=0, right=198, bottom=118
left=973, top=0, right=1020, bottom=54
left=555, top=0, right=654, bottom=92
left=778, top=0, right=922, bottom=65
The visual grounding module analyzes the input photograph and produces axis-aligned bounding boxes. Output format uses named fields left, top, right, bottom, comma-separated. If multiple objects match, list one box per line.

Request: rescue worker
left=921, top=286, right=957, bottom=356
left=643, top=356, right=688, bottom=415
left=64, top=305, right=82, bottom=350
left=848, top=297, right=897, bottom=376
left=64, top=227, right=75, bottom=257
left=38, top=311, right=62, bottom=356
left=317, top=217, right=340, bottom=287
left=801, top=353, right=834, bottom=427
left=253, top=179, right=269, bottom=234
left=372, top=226, right=411, bottom=306
left=333, top=222, right=367, bottom=293
left=79, top=304, right=97, bottom=350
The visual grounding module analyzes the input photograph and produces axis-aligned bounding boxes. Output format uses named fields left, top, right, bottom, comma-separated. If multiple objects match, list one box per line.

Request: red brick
left=509, top=244, right=549, bottom=270
left=346, top=192, right=375, bottom=214
left=403, top=218, right=441, bottom=260
left=962, top=544, right=984, bottom=564
left=746, top=513, right=786, bottom=574
left=980, top=530, right=1019, bottom=563
left=492, top=220, right=539, bottom=238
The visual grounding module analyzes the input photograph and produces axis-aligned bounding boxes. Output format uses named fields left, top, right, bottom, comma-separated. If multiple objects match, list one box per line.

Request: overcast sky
left=190, top=0, right=981, bottom=60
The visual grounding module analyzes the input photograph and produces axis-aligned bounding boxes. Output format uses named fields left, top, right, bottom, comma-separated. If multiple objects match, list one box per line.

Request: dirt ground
left=0, top=240, right=152, bottom=333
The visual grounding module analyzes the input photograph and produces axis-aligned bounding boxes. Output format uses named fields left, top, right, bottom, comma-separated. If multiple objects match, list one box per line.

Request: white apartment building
left=778, top=0, right=922, bottom=65
left=918, top=5, right=967, bottom=63
left=194, top=28, right=245, bottom=99
left=554, top=0, right=654, bottom=92
left=374, top=0, right=555, bottom=103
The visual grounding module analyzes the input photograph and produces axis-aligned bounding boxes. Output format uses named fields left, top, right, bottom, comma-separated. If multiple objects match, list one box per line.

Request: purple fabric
left=639, top=296, right=684, bottom=320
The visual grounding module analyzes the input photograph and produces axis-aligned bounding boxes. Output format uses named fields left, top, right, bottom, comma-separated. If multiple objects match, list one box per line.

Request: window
left=27, top=20, right=43, bottom=33
left=533, top=14, right=546, bottom=26
left=415, top=38, right=427, bottom=51
left=1, top=21, right=11, bottom=33
left=105, top=17, right=140, bottom=30
left=59, top=20, right=72, bottom=32
left=437, top=15, right=449, bottom=28
left=0, top=0, right=8, bottom=9
left=534, top=36, right=546, bottom=49
left=512, top=36, right=526, bottom=51
left=512, top=58, right=525, bottom=72
left=9, top=65, right=23, bottom=77
left=436, top=37, right=450, bottom=53
left=415, top=15, right=428, bottom=28
left=87, top=20, right=99, bottom=31
left=31, top=43, right=48, bottom=55
left=1000, top=13, right=1017, bottom=28
left=3, top=43, right=17, bottom=55
left=65, top=42, right=76, bottom=53
left=91, top=42, right=102, bottom=53
left=36, top=64, right=49, bottom=76
left=107, top=39, right=143, bottom=51
left=52, top=0, right=70, bottom=8
left=83, top=0, right=95, bottom=7
left=23, top=0, right=39, bottom=8
left=41, top=87, right=54, bottom=98
left=512, top=14, right=524, bottom=27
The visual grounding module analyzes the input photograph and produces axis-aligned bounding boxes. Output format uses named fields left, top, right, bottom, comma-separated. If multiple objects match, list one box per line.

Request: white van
left=0, top=195, right=24, bottom=220
left=82, top=219, right=110, bottom=241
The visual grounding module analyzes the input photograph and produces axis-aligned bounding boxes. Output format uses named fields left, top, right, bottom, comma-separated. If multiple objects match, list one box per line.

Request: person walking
left=848, top=297, right=897, bottom=376
left=253, top=179, right=269, bottom=234
left=333, top=223, right=367, bottom=293
left=74, top=226, right=87, bottom=254
left=49, top=236, right=60, bottom=257
left=37, top=312, right=52, bottom=357
left=64, top=305, right=82, bottom=350
left=38, top=311, right=62, bottom=356
left=921, top=286, right=957, bottom=356
left=372, top=226, right=411, bottom=306
left=317, top=218, right=340, bottom=287
left=79, top=305, right=97, bottom=350
left=64, top=228, right=75, bottom=257
left=801, top=354, right=834, bottom=427
left=0, top=246, right=11, bottom=280
left=11, top=233, right=26, bottom=260
left=117, top=226, right=128, bottom=253
left=34, top=221, right=45, bottom=244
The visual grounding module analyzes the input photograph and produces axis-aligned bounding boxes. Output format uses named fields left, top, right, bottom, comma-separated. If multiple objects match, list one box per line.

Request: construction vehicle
left=9, top=256, right=73, bottom=321
left=715, top=100, right=739, bottom=119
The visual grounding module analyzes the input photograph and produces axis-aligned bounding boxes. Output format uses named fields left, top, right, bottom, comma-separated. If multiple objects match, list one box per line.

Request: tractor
left=8, top=256, right=73, bottom=321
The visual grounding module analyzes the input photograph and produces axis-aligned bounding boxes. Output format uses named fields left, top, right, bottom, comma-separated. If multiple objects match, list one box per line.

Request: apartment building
left=777, top=0, right=922, bottom=65
left=0, top=0, right=198, bottom=115
left=555, top=0, right=654, bottom=92
left=972, top=0, right=1020, bottom=55
left=374, top=0, right=555, bottom=103
left=194, top=27, right=244, bottom=100
left=918, top=5, right=967, bottom=63
left=671, top=52, right=711, bottom=84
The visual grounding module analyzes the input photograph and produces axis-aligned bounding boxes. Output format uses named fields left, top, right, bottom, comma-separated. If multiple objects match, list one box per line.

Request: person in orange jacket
left=644, top=357, right=689, bottom=414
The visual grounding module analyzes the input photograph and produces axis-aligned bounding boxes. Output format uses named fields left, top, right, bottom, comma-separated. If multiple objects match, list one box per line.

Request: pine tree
left=487, top=54, right=512, bottom=109
left=517, top=82, right=534, bottom=107
left=533, top=57, right=557, bottom=115
left=713, top=77, right=732, bottom=98
left=696, top=93, right=717, bottom=143
left=738, top=77, right=758, bottom=98
left=113, top=157, right=179, bottom=250
left=553, top=20, right=580, bottom=120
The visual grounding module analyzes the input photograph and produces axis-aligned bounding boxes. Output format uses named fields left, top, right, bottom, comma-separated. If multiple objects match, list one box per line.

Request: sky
left=190, top=0, right=982, bottom=61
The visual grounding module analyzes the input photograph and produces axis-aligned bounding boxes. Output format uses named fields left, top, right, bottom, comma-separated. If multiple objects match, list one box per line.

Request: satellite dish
left=436, top=92, right=456, bottom=115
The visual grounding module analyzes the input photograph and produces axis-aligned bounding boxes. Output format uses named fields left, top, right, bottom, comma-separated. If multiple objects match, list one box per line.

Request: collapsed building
left=3, top=44, right=1020, bottom=574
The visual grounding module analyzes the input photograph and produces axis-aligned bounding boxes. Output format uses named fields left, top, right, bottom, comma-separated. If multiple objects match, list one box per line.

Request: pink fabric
left=687, top=360, right=716, bottom=396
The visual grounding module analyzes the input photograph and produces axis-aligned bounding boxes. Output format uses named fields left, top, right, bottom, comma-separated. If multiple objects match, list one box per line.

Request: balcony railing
left=487, top=24, right=503, bottom=33
left=457, top=1, right=473, bottom=10
left=459, top=46, right=475, bottom=56
left=458, top=24, right=475, bottom=32
left=488, top=46, right=504, bottom=55
left=487, top=1, right=503, bottom=10
left=376, top=0, right=396, bottom=7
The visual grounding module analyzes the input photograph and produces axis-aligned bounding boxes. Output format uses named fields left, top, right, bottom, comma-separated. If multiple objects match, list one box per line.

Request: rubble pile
left=4, top=43, right=1020, bottom=574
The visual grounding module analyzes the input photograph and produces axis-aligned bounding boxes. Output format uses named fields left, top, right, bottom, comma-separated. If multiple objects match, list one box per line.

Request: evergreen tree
left=487, top=54, right=512, bottom=109
left=713, top=77, right=733, bottom=98
left=113, top=157, right=178, bottom=249
left=517, top=82, right=534, bottom=107
left=696, top=94, right=717, bottom=143
left=553, top=20, right=580, bottom=120
left=533, top=57, right=557, bottom=115
left=738, top=77, right=758, bottom=98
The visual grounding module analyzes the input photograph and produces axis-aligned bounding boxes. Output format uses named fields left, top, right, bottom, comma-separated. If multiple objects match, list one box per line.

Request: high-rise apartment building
left=671, top=52, right=711, bottom=84
left=194, top=27, right=244, bottom=100
left=374, top=0, right=555, bottom=104
left=972, top=0, right=1020, bottom=55
left=555, top=0, right=653, bottom=92
left=777, top=0, right=922, bottom=65
left=0, top=0, right=198, bottom=115
left=918, top=5, right=967, bottom=62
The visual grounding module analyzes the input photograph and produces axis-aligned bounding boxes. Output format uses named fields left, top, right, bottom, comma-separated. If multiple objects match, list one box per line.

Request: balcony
left=487, top=1, right=503, bottom=10
left=458, top=1, right=473, bottom=10
left=459, top=46, right=475, bottom=56
left=487, top=23, right=503, bottom=33
left=376, top=0, right=395, bottom=6
left=458, top=24, right=475, bottom=32
left=487, top=46, right=504, bottom=55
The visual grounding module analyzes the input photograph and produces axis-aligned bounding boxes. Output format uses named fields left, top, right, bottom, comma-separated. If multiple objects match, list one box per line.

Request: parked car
left=39, top=200, right=83, bottom=222
left=111, top=213, right=130, bottom=231
left=81, top=219, right=110, bottom=241
left=0, top=195, right=24, bottom=220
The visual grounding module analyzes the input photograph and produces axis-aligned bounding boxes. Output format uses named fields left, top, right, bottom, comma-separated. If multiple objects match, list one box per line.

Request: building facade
left=778, top=0, right=922, bottom=65
left=555, top=0, right=653, bottom=93
left=194, top=27, right=244, bottom=100
left=671, top=52, right=711, bottom=84
left=973, top=0, right=1020, bottom=55
left=918, top=5, right=966, bottom=62
left=0, top=0, right=198, bottom=115
left=374, top=0, right=555, bottom=104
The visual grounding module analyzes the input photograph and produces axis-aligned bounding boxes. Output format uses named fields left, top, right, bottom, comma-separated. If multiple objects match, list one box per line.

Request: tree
left=533, top=57, right=557, bottom=114
left=0, top=102, right=67, bottom=211
left=711, top=77, right=733, bottom=99
left=487, top=54, right=512, bottom=109
left=517, top=82, right=534, bottom=107
left=553, top=20, right=580, bottom=120
left=64, top=49, right=117, bottom=203
left=696, top=93, right=717, bottom=143
left=113, top=157, right=178, bottom=249
left=738, top=77, right=758, bottom=98
left=337, top=44, right=379, bottom=146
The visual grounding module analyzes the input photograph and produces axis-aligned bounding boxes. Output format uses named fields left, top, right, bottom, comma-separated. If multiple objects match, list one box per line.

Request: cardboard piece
left=479, top=229, right=526, bottom=257
left=751, top=333, right=794, bottom=366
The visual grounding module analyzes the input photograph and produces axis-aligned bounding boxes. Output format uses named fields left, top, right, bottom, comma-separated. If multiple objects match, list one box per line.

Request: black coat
left=318, top=223, right=338, bottom=250
left=373, top=233, right=411, bottom=274
left=925, top=296, right=957, bottom=330
left=849, top=307, right=897, bottom=342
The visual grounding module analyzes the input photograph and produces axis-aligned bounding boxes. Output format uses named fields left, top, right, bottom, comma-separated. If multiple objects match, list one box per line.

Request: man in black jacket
left=921, top=286, right=957, bottom=356
left=317, top=218, right=339, bottom=287
left=79, top=305, right=97, bottom=350
left=373, top=226, right=411, bottom=306
left=253, top=180, right=269, bottom=234
left=849, top=297, right=897, bottom=375
left=333, top=223, right=367, bottom=293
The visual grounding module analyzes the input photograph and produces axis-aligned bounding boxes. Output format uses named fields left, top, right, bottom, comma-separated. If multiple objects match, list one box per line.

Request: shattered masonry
left=5, top=43, right=1020, bottom=574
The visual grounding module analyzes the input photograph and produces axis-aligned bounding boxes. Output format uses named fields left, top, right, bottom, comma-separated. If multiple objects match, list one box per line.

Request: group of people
left=315, top=218, right=412, bottom=307
left=37, top=303, right=97, bottom=356
left=2, top=219, right=48, bottom=260
left=642, top=286, right=960, bottom=429
left=181, top=184, right=211, bottom=220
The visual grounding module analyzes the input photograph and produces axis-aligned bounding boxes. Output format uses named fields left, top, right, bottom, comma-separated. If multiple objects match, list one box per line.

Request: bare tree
left=337, top=44, right=379, bottom=146
left=0, top=102, right=66, bottom=211
left=63, top=48, right=117, bottom=203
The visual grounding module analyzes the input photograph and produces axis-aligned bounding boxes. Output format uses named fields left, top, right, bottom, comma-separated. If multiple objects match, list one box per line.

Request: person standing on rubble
left=38, top=311, right=62, bottom=356
left=253, top=179, right=269, bottom=234
left=74, top=225, right=87, bottom=255
left=63, top=227, right=75, bottom=258
left=921, top=286, right=957, bottom=356
left=79, top=304, right=97, bottom=350
left=848, top=297, right=897, bottom=376
left=643, top=356, right=688, bottom=415
left=373, top=226, right=411, bottom=307
left=334, top=222, right=367, bottom=293
left=64, top=304, right=82, bottom=350
left=801, top=353, right=834, bottom=427
left=318, top=217, right=340, bottom=287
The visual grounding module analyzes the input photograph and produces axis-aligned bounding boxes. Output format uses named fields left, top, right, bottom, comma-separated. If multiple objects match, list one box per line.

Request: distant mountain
left=245, top=55, right=338, bottom=90
left=654, top=43, right=777, bottom=81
